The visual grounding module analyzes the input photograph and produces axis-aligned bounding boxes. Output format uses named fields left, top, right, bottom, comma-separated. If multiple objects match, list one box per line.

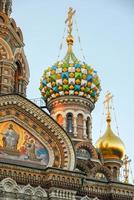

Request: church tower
left=96, top=92, right=125, bottom=181
left=0, top=0, right=29, bottom=96
left=0, top=3, right=133, bottom=199
left=40, top=8, right=101, bottom=147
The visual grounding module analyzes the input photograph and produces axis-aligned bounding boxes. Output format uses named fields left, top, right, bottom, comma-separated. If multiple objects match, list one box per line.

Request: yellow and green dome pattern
left=40, top=61, right=101, bottom=103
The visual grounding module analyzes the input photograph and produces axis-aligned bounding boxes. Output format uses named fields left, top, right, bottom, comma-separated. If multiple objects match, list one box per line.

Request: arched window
left=77, top=114, right=83, bottom=138
left=66, top=113, right=73, bottom=133
left=14, top=61, right=23, bottom=94
left=86, top=117, right=91, bottom=139
left=113, top=167, right=118, bottom=180
left=56, top=114, right=63, bottom=126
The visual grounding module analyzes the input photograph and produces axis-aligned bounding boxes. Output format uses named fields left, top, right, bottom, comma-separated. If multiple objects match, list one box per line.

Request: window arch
left=56, top=114, right=63, bottom=126
left=77, top=114, right=83, bottom=138
left=14, top=60, right=27, bottom=96
left=66, top=113, right=73, bottom=133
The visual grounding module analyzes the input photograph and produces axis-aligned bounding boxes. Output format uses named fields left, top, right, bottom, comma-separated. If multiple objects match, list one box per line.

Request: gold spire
left=65, top=7, right=76, bottom=52
left=103, top=91, right=113, bottom=125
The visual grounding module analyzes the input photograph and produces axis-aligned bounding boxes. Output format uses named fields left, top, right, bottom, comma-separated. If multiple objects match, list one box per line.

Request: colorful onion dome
left=40, top=8, right=101, bottom=103
left=96, top=116, right=125, bottom=160
left=40, top=61, right=101, bottom=103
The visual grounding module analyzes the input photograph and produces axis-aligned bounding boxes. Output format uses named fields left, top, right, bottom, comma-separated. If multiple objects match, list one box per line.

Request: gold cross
left=65, top=7, right=76, bottom=36
left=103, top=91, right=113, bottom=116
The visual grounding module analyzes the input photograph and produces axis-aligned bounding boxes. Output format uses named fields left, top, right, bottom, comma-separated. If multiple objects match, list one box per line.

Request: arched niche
left=76, top=148, right=91, bottom=160
left=14, top=49, right=30, bottom=82
left=75, top=141, right=98, bottom=160
left=14, top=50, right=30, bottom=96
left=14, top=60, right=23, bottom=93
left=0, top=38, right=13, bottom=60
left=91, top=165, right=113, bottom=182
left=56, top=114, right=63, bottom=126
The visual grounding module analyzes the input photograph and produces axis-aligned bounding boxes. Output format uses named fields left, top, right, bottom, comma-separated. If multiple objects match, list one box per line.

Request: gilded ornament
left=75, top=79, right=81, bottom=84
left=69, top=72, right=75, bottom=78
left=69, top=85, right=74, bottom=90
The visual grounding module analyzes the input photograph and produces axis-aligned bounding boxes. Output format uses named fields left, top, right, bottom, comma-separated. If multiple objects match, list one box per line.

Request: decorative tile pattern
left=40, top=62, right=101, bottom=103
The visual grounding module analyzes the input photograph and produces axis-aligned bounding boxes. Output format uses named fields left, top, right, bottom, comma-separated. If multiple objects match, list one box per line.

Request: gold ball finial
left=66, top=35, right=74, bottom=46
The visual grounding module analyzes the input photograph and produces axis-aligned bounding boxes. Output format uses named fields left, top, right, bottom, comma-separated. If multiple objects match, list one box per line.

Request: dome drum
left=47, top=95, right=95, bottom=113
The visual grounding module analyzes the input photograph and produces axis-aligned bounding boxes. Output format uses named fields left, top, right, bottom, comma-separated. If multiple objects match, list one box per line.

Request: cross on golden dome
left=103, top=91, right=113, bottom=123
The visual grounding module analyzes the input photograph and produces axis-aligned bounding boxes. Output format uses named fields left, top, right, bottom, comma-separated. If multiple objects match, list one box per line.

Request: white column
left=73, top=115, right=77, bottom=137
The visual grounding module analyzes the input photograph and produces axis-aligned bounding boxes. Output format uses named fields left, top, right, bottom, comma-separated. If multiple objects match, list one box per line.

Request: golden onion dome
left=96, top=117, right=125, bottom=160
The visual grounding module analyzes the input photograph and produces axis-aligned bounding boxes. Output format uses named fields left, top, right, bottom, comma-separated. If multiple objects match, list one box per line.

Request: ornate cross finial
left=103, top=91, right=113, bottom=123
left=65, top=7, right=76, bottom=36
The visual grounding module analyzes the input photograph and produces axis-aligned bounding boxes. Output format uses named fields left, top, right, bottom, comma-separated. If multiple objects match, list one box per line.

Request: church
left=0, top=1, right=134, bottom=199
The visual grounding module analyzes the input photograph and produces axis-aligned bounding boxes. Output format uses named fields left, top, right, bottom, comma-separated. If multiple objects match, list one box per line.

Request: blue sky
left=12, top=0, right=134, bottom=181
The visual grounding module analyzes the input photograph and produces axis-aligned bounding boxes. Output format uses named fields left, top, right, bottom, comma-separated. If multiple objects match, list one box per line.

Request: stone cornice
left=0, top=164, right=133, bottom=199
left=47, top=96, right=95, bottom=112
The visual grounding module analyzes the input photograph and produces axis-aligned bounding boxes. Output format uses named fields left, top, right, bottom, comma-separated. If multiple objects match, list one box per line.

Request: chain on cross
left=65, top=7, right=76, bottom=36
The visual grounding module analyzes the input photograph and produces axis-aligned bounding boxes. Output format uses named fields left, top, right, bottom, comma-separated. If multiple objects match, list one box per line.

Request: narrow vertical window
left=14, top=61, right=22, bottom=93
left=86, top=117, right=90, bottom=138
left=67, top=113, right=73, bottom=133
